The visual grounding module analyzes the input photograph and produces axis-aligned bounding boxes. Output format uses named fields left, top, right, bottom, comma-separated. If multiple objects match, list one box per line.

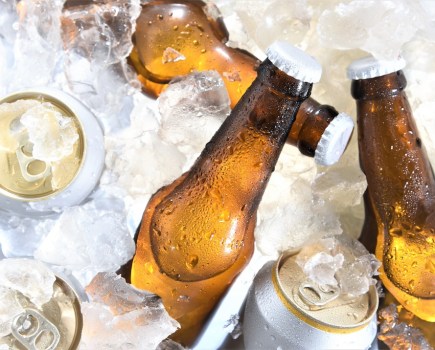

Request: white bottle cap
left=314, top=112, right=354, bottom=166
left=266, top=41, right=322, bottom=83
left=347, top=55, right=406, bottom=80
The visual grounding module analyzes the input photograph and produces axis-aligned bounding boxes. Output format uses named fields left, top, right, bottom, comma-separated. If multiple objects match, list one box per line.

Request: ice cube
left=378, top=304, right=433, bottom=350
left=317, top=0, right=424, bottom=60
left=79, top=272, right=179, bottom=350
left=295, top=236, right=380, bottom=297
left=0, top=286, right=25, bottom=337
left=0, top=214, right=55, bottom=258
left=9, top=0, right=64, bottom=91
left=0, top=258, right=55, bottom=307
left=157, top=71, right=230, bottom=158
left=16, top=101, right=79, bottom=162
left=34, top=202, right=135, bottom=286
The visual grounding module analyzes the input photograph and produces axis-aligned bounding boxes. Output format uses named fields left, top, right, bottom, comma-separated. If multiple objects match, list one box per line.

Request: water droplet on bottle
left=425, top=256, right=435, bottom=273
left=219, top=209, right=230, bottom=222
left=145, top=262, right=154, bottom=274
left=186, top=255, right=199, bottom=269
left=388, top=227, right=402, bottom=236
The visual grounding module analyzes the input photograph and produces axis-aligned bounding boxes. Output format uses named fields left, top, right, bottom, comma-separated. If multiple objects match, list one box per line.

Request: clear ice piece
left=378, top=304, right=433, bottom=350
left=0, top=258, right=55, bottom=307
left=157, top=70, right=230, bottom=157
left=80, top=272, right=179, bottom=350
left=34, top=203, right=135, bottom=286
left=295, top=236, right=380, bottom=298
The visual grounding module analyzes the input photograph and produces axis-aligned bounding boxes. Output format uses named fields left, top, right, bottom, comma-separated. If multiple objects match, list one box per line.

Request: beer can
left=0, top=87, right=105, bottom=215
left=243, top=250, right=379, bottom=350
left=0, top=264, right=85, bottom=350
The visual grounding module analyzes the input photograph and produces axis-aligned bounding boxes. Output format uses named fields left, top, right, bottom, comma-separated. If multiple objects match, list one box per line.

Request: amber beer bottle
left=131, top=41, right=322, bottom=345
left=130, top=0, right=353, bottom=166
left=348, top=56, right=435, bottom=322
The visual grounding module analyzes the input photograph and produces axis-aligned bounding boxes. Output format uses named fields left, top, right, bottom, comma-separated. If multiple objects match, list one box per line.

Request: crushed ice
left=80, top=272, right=179, bottom=350
left=295, top=236, right=380, bottom=297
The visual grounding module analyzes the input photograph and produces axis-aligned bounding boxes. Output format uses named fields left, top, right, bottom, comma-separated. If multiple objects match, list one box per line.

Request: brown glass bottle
left=130, top=0, right=259, bottom=108
left=349, top=57, right=435, bottom=322
left=130, top=0, right=353, bottom=165
left=130, top=42, right=321, bottom=345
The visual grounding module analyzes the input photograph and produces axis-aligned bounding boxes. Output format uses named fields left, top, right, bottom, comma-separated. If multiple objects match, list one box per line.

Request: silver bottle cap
left=266, top=41, right=322, bottom=83
left=314, top=112, right=354, bottom=166
left=347, top=55, right=406, bottom=80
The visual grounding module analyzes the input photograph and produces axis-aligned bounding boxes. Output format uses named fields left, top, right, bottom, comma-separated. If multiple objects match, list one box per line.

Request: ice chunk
left=14, top=101, right=79, bottom=162
left=106, top=131, right=187, bottom=198
left=162, top=47, right=186, bottom=64
left=300, top=252, right=344, bottom=287
left=0, top=287, right=25, bottom=337
left=0, top=214, right=55, bottom=258
left=61, top=0, right=142, bottom=132
left=85, top=272, right=161, bottom=315
left=378, top=304, right=433, bottom=350
left=34, top=202, right=135, bottom=286
left=0, top=258, right=55, bottom=307
left=255, top=150, right=341, bottom=257
left=157, top=71, right=230, bottom=158
left=317, top=0, right=425, bottom=60
left=62, top=0, right=141, bottom=66
left=9, top=0, right=64, bottom=91
left=80, top=272, right=179, bottom=350
left=295, top=236, right=380, bottom=297
left=223, top=314, right=242, bottom=340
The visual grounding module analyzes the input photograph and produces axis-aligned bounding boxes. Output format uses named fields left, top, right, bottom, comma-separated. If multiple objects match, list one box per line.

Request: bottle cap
left=347, top=55, right=406, bottom=80
left=314, top=112, right=354, bottom=166
left=266, top=41, right=322, bottom=83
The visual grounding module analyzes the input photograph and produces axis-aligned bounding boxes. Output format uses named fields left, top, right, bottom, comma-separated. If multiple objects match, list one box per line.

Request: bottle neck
left=351, top=70, right=407, bottom=100
left=288, top=99, right=338, bottom=157
left=353, top=71, right=435, bottom=224
left=187, top=59, right=312, bottom=206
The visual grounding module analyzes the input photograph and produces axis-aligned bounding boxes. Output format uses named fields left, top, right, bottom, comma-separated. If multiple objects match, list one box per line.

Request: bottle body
left=130, top=0, right=259, bottom=108
left=354, top=71, right=435, bottom=321
left=131, top=59, right=313, bottom=345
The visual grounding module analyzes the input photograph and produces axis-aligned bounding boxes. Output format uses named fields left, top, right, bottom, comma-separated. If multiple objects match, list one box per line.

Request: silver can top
left=274, top=251, right=378, bottom=332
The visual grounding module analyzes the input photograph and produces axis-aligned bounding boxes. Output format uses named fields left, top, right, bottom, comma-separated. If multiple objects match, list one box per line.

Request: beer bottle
left=348, top=56, right=435, bottom=322
left=130, top=41, right=322, bottom=346
left=130, top=0, right=353, bottom=165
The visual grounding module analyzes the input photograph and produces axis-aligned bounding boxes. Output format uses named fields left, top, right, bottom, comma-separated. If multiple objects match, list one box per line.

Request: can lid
left=347, top=55, right=406, bottom=80
left=314, top=112, right=354, bottom=166
left=266, top=41, right=322, bottom=83
left=276, top=252, right=378, bottom=331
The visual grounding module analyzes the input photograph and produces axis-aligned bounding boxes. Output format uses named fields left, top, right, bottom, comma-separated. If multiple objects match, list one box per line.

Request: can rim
left=54, top=276, right=84, bottom=350
left=272, top=250, right=379, bottom=334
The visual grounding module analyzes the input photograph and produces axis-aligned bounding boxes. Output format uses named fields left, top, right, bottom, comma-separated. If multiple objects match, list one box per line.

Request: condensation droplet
left=186, top=255, right=199, bottom=269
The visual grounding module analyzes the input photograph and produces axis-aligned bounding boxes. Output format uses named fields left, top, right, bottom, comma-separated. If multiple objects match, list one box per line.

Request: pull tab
left=11, top=309, right=60, bottom=350
left=15, top=144, right=51, bottom=182
left=297, top=279, right=340, bottom=310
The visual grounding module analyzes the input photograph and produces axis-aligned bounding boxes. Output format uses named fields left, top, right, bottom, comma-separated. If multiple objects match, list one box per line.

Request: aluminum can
left=1, top=269, right=85, bottom=350
left=0, top=87, right=105, bottom=215
left=243, top=251, right=379, bottom=350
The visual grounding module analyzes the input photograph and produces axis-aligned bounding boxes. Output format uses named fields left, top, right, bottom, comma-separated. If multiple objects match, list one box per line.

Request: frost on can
left=0, top=87, right=105, bottom=215
left=243, top=250, right=379, bottom=350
